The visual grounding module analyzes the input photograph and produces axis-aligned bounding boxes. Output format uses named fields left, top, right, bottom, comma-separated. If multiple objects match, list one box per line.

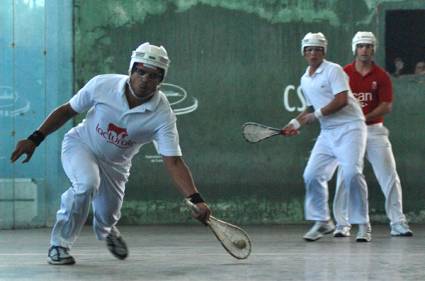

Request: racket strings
left=242, top=124, right=279, bottom=143
left=210, top=219, right=251, bottom=259
left=184, top=199, right=251, bottom=259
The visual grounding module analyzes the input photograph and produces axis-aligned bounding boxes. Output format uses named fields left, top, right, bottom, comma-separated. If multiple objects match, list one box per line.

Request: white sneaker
left=303, top=221, right=335, bottom=241
left=356, top=223, right=372, bottom=242
left=333, top=225, right=351, bottom=237
left=391, top=222, right=413, bottom=237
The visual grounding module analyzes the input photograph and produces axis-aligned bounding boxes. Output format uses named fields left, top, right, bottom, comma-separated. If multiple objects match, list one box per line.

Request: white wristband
left=314, top=108, right=323, bottom=119
left=288, top=118, right=301, bottom=129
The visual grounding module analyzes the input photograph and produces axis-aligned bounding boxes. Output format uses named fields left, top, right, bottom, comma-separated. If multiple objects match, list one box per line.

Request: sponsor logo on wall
left=282, top=85, right=307, bottom=112
left=0, top=86, right=30, bottom=117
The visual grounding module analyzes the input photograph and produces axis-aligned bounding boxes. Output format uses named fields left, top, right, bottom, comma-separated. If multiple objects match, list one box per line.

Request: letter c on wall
left=283, top=85, right=306, bottom=112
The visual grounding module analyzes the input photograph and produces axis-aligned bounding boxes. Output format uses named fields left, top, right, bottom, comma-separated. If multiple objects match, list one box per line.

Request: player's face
left=303, top=46, right=325, bottom=67
left=129, top=63, right=163, bottom=99
left=355, top=44, right=374, bottom=62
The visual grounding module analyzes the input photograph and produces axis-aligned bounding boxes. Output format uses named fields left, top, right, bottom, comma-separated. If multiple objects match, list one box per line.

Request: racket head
left=184, top=199, right=252, bottom=260
left=208, top=217, right=252, bottom=260
left=242, top=122, right=282, bottom=143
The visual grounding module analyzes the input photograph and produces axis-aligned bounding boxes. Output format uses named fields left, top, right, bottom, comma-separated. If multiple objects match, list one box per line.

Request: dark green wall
left=74, top=0, right=425, bottom=224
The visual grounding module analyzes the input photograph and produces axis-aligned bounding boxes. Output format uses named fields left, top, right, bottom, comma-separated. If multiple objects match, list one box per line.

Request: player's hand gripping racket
left=185, top=199, right=252, bottom=260
left=242, top=122, right=285, bottom=143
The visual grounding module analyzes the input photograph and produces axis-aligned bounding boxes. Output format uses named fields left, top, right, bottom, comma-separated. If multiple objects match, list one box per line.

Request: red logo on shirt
left=107, top=123, right=128, bottom=138
left=96, top=123, right=135, bottom=148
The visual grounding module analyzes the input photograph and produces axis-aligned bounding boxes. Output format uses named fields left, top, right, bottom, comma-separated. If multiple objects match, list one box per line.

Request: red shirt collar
left=350, top=60, right=377, bottom=77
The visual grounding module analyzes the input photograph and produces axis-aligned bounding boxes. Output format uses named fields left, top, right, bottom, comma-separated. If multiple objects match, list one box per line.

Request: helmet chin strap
left=126, top=79, right=143, bottom=100
left=126, top=78, right=158, bottom=102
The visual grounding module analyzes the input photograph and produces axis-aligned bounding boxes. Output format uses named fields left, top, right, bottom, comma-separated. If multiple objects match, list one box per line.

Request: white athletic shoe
left=356, top=223, right=372, bottom=242
left=303, top=221, right=335, bottom=241
left=47, top=246, right=76, bottom=265
left=333, top=225, right=351, bottom=237
left=391, top=222, right=413, bottom=237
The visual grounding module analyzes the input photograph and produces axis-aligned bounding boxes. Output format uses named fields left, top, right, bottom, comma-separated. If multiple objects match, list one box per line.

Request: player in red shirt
left=332, top=32, right=412, bottom=238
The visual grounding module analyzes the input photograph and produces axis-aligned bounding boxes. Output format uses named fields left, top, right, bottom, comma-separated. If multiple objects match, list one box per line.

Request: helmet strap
left=126, top=79, right=143, bottom=100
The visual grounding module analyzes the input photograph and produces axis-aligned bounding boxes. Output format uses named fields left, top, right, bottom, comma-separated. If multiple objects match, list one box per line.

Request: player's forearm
left=162, top=156, right=199, bottom=197
left=294, top=108, right=312, bottom=126
left=319, top=92, right=348, bottom=116
left=364, top=102, right=392, bottom=122
left=37, top=103, right=78, bottom=136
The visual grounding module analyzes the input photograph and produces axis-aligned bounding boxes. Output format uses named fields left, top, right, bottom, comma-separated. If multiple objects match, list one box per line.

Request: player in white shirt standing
left=282, top=32, right=371, bottom=242
left=11, top=42, right=211, bottom=265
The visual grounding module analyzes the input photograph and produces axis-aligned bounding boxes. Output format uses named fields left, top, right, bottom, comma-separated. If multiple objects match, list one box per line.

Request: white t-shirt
left=66, top=74, right=182, bottom=168
left=301, top=60, right=364, bottom=129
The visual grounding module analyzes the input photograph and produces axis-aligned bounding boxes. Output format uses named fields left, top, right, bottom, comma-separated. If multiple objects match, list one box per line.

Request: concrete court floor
left=0, top=224, right=424, bottom=281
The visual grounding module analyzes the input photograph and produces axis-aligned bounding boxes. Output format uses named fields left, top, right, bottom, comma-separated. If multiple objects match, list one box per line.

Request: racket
left=185, top=199, right=252, bottom=260
left=242, top=122, right=285, bottom=143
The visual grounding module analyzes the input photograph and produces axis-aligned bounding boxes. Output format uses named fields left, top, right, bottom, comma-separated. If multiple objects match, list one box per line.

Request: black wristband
left=187, top=192, right=205, bottom=204
left=27, top=130, right=46, bottom=147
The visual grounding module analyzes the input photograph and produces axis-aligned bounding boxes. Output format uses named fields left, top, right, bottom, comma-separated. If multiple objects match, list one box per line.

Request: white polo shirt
left=66, top=74, right=182, bottom=168
left=301, top=60, right=364, bottom=129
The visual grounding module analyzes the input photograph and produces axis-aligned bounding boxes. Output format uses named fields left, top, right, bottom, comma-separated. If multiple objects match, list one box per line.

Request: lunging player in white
left=332, top=32, right=412, bottom=238
left=282, top=32, right=371, bottom=242
left=10, top=42, right=211, bottom=265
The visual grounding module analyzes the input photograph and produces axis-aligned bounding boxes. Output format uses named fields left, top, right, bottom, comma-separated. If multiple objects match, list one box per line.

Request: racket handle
left=185, top=199, right=211, bottom=226
left=184, top=198, right=200, bottom=214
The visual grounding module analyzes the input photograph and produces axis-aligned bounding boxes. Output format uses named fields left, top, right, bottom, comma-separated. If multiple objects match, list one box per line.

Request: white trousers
left=333, top=124, right=406, bottom=226
left=303, top=121, right=369, bottom=224
left=50, top=136, right=128, bottom=248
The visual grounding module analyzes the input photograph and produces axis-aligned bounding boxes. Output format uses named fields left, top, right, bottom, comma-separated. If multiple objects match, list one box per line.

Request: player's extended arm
left=162, top=155, right=211, bottom=223
left=316, top=91, right=348, bottom=116
left=281, top=107, right=313, bottom=136
left=296, top=106, right=315, bottom=126
left=299, top=91, right=348, bottom=124
left=364, top=101, right=392, bottom=122
left=10, top=103, right=78, bottom=163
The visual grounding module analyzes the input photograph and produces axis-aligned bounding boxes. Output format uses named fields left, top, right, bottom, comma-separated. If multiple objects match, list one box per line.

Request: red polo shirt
left=344, top=62, right=393, bottom=125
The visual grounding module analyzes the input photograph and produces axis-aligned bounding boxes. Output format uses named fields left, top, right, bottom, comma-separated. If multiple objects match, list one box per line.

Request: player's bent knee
left=73, top=182, right=99, bottom=195
left=73, top=176, right=100, bottom=194
left=343, top=171, right=365, bottom=185
left=303, top=170, right=322, bottom=185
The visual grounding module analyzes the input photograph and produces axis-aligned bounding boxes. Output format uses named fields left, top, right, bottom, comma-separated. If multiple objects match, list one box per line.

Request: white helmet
left=301, top=32, right=327, bottom=55
left=128, top=42, right=170, bottom=78
left=352, top=31, right=377, bottom=55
